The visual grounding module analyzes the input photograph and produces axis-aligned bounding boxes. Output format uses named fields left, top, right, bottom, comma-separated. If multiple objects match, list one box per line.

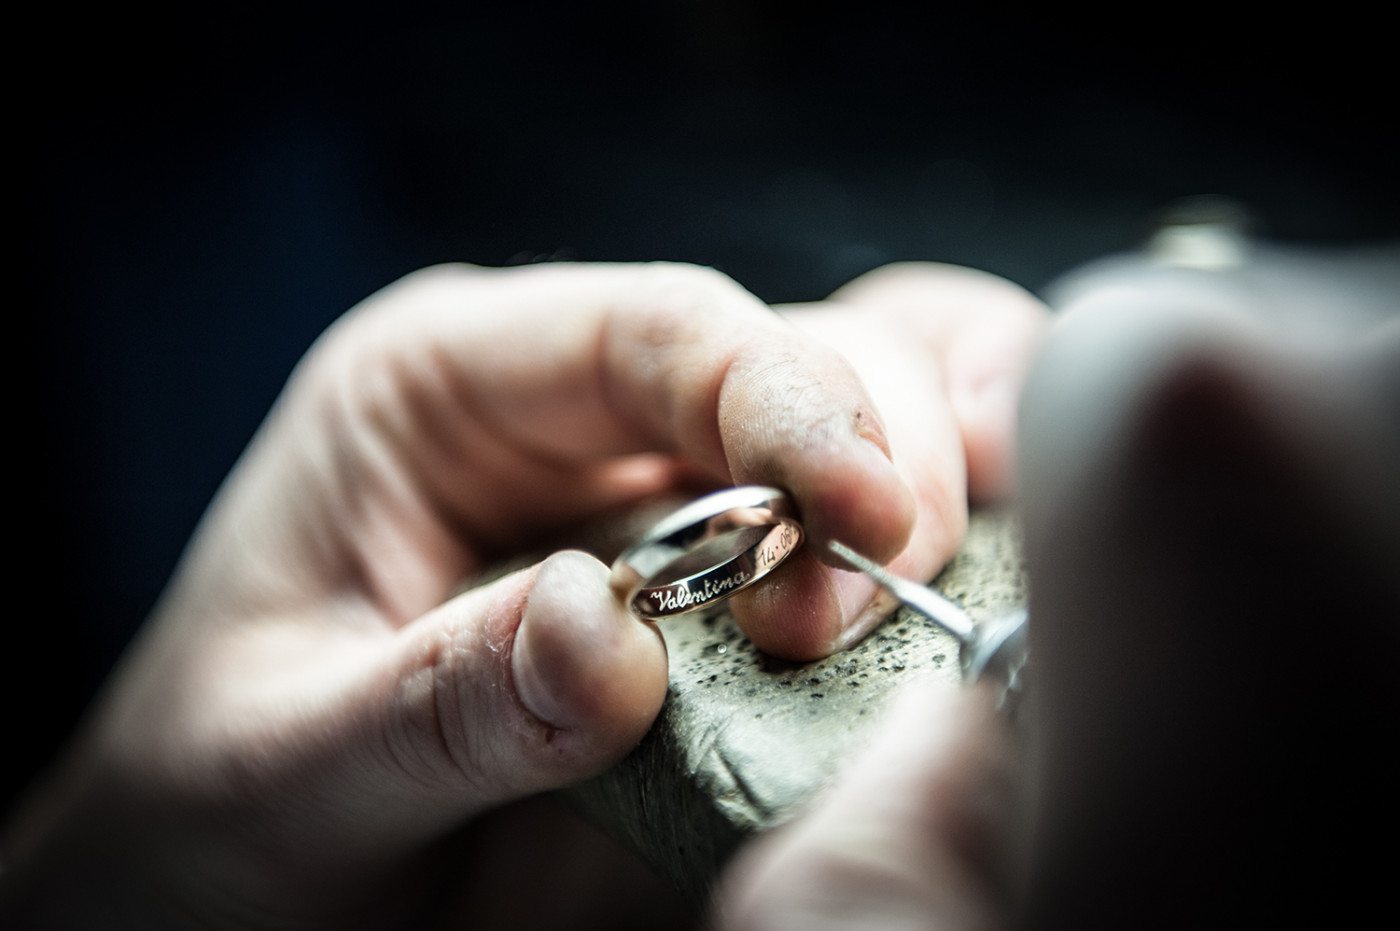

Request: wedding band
left=609, top=485, right=804, bottom=620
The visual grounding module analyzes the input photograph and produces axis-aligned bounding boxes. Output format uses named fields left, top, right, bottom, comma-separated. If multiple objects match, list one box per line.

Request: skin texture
left=9, top=254, right=1394, bottom=928
left=1, top=261, right=1047, bottom=927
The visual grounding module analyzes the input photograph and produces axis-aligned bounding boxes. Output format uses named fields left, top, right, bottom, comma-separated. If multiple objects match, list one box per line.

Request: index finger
left=346, top=260, right=916, bottom=613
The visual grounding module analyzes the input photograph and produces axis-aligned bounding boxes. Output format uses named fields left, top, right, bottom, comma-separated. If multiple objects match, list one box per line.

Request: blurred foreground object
left=1016, top=226, right=1399, bottom=925
left=570, top=226, right=1398, bottom=915
left=1050, top=196, right=1399, bottom=336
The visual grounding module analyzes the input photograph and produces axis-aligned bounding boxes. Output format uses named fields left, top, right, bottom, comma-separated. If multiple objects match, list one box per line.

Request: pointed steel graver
left=827, top=539, right=1029, bottom=694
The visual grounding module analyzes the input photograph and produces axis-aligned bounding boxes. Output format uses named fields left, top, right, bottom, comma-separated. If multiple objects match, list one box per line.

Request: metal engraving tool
left=827, top=540, right=1029, bottom=706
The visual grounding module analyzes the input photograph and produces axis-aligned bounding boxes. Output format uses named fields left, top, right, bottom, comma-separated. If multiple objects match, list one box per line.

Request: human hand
left=714, top=249, right=1400, bottom=928
left=2, top=261, right=1046, bottom=926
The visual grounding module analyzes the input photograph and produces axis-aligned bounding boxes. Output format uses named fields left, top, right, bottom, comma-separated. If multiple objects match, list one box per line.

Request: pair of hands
left=3, top=260, right=1045, bottom=926
left=7, top=255, right=1396, bottom=927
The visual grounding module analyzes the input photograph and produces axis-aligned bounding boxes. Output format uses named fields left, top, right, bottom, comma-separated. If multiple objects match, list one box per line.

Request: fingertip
left=729, top=551, right=897, bottom=661
left=728, top=552, right=844, bottom=661
left=512, top=551, right=668, bottom=748
left=720, top=334, right=916, bottom=567
left=796, top=437, right=917, bottom=567
left=372, top=553, right=666, bottom=817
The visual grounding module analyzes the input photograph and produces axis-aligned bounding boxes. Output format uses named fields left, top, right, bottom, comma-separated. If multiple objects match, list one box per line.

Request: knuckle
left=309, top=262, right=477, bottom=366
left=291, top=267, right=482, bottom=437
left=381, top=618, right=496, bottom=799
left=625, top=262, right=756, bottom=328
left=638, top=259, right=742, bottom=295
left=381, top=598, right=587, bottom=804
left=390, top=261, right=480, bottom=292
left=295, top=331, right=411, bottom=457
left=599, top=263, right=766, bottom=435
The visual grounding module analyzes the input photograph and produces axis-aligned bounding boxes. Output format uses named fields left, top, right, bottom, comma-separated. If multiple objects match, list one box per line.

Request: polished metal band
left=609, top=486, right=803, bottom=620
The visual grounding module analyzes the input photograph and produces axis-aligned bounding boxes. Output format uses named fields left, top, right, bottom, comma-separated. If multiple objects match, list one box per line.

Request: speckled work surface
left=564, top=510, right=1027, bottom=905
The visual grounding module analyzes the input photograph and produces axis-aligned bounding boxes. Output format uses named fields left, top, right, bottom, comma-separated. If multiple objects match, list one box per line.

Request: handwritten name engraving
left=651, top=570, right=752, bottom=613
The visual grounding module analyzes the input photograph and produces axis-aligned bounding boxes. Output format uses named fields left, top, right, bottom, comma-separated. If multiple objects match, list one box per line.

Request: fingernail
left=832, top=567, right=876, bottom=622
left=829, top=569, right=901, bottom=651
left=511, top=554, right=613, bottom=730
left=830, top=439, right=918, bottom=564
left=835, top=586, right=901, bottom=651
left=512, top=622, right=560, bottom=729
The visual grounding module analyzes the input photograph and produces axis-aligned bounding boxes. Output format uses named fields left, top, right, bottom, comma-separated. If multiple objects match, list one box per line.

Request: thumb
left=322, top=550, right=667, bottom=848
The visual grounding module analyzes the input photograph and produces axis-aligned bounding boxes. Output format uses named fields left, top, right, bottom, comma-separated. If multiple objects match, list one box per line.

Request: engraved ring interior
left=609, top=486, right=803, bottom=620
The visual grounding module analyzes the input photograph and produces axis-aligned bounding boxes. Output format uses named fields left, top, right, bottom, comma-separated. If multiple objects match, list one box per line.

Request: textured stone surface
left=564, top=510, right=1027, bottom=906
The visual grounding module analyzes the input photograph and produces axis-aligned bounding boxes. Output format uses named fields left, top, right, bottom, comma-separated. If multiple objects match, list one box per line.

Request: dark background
left=17, top=4, right=1396, bottom=808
